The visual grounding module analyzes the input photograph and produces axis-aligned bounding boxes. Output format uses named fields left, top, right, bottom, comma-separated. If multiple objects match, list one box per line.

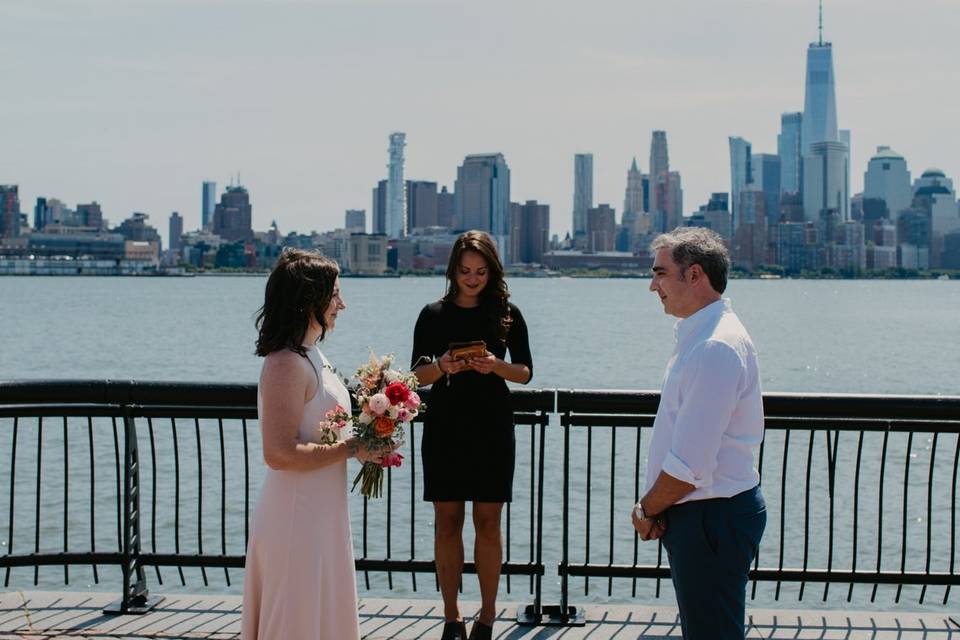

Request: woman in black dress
left=412, top=231, right=533, bottom=640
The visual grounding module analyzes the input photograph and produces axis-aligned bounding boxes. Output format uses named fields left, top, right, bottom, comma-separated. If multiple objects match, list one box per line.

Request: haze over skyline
left=2, top=0, right=957, bottom=246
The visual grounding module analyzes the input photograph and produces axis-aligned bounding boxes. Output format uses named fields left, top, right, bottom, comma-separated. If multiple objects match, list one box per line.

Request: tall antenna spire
left=818, top=0, right=823, bottom=45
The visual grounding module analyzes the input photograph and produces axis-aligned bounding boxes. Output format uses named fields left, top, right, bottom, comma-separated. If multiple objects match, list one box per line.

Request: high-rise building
left=406, top=180, right=438, bottom=230
left=386, top=132, right=406, bottom=238
left=649, top=131, right=670, bottom=232
left=169, top=212, right=184, bottom=251
left=623, top=158, right=645, bottom=216
left=729, top=137, right=752, bottom=230
left=913, top=168, right=958, bottom=236
left=372, top=180, right=387, bottom=234
left=202, top=181, right=216, bottom=230
left=0, top=185, right=20, bottom=238
left=667, top=171, right=683, bottom=231
left=752, top=154, right=782, bottom=226
left=864, top=146, right=912, bottom=218
left=803, top=141, right=849, bottom=222
left=509, top=200, right=550, bottom=264
left=213, top=185, right=253, bottom=242
left=437, top=186, right=454, bottom=229
left=573, top=154, right=594, bottom=237
left=454, top=153, right=511, bottom=258
left=586, top=204, right=616, bottom=252
left=801, top=8, right=839, bottom=155
left=778, top=112, right=803, bottom=195
left=345, top=209, right=366, bottom=233
left=76, top=202, right=103, bottom=230
left=696, top=193, right=732, bottom=242
left=33, top=197, right=48, bottom=231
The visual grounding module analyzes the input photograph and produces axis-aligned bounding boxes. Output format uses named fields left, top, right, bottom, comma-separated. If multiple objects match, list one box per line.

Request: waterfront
left=1, top=276, right=958, bottom=395
left=1, top=276, right=959, bottom=614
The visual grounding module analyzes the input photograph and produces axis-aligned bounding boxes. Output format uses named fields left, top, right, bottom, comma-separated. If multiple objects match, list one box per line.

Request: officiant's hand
left=438, top=351, right=468, bottom=375
left=467, top=351, right=497, bottom=374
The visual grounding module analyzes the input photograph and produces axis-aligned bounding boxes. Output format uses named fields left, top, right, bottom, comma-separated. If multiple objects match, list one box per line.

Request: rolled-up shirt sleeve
left=660, top=340, right=744, bottom=488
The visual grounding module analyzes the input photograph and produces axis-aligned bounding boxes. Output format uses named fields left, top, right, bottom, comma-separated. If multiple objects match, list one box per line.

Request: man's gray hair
left=650, top=227, right=731, bottom=294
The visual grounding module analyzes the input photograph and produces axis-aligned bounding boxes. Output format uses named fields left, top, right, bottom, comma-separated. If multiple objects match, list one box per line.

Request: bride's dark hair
left=442, top=230, right=512, bottom=343
left=255, top=249, right=340, bottom=357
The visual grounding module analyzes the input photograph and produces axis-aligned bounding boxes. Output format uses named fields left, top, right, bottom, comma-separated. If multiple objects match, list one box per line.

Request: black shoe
left=468, top=621, right=493, bottom=640
left=440, top=620, right=468, bottom=640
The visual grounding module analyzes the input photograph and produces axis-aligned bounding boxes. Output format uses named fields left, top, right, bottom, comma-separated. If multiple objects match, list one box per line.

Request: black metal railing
left=1, top=381, right=959, bottom=625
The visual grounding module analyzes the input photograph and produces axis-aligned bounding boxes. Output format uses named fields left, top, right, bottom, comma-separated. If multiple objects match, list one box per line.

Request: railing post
left=104, top=407, right=162, bottom=615
left=517, top=408, right=549, bottom=625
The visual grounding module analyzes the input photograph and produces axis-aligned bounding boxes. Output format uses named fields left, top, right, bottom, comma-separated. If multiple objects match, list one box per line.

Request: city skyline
left=1, top=1, right=958, bottom=247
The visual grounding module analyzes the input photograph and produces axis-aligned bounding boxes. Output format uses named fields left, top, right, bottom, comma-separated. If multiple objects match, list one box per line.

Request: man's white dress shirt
left=644, top=298, right=763, bottom=504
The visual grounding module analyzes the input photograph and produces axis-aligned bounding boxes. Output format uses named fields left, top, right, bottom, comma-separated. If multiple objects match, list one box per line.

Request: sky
left=2, top=0, right=958, bottom=246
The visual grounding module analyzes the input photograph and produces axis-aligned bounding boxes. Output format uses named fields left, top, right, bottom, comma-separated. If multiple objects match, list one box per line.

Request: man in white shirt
left=631, top=227, right=766, bottom=640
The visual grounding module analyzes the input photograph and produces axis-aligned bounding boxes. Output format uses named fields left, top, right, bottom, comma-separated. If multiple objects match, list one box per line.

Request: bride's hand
left=349, top=438, right=384, bottom=464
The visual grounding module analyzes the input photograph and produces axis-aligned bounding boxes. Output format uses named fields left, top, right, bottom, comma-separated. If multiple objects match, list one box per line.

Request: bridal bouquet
left=351, top=352, right=423, bottom=498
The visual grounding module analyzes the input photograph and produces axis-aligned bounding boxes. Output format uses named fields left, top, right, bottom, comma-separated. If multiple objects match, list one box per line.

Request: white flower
left=358, top=411, right=374, bottom=425
left=369, top=393, right=390, bottom=415
left=384, top=369, right=402, bottom=383
left=387, top=404, right=400, bottom=420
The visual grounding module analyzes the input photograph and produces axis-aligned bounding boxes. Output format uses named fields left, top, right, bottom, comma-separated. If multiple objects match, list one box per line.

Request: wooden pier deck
left=1, top=591, right=959, bottom=639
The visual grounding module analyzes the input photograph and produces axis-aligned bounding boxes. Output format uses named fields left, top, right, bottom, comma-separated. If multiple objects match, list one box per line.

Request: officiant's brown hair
left=255, top=248, right=340, bottom=357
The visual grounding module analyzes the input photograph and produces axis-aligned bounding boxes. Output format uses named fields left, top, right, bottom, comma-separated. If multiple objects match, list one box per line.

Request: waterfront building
left=586, top=204, right=616, bottom=253
left=33, top=197, right=47, bottom=231
left=942, top=230, right=960, bottom=269
left=864, top=146, right=911, bottom=218
left=406, top=180, right=438, bottom=231
left=733, top=188, right=769, bottom=269
left=348, top=233, right=388, bottom=275
left=75, top=202, right=103, bottom=230
left=801, top=10, right=839, bottom=156
left=826, top=220, right=865, bottom=273
left=169, top=212, right=183, bottom=252
left=212, top=185, right=253, bottom=242
left=897, top=207, right=931, bottom=270
left=778, top=112, right=803, bottom=196
left=667, top=171, right=683, bottom=231
left=454, top=153, right=511, bottom=260
left=729, top=137, right=752, bottom=230
left=913, top=168, right=958, bottom=236
left=372, top=179, right=387, bottom=234
left=0, top=185, right=21, bottom=239
left=180, top=229, right=223, bottom=268
left=776, top=221, right=819, bottom=273
left=202, top=181, right=216, bottom=230
left=803, top=140, right=849, bottom=222
left=623, top=158, right=645, bottom=217
left=509, top=200, right=550, bottom=265
left=345, top=209, right=366, bottom=234
left=541, top=249, right=652, bottom=272
left=437, top=186, right=454, bottom=229
left=573, top=154, right=594, bottom=239
left=386, top=132, right=407, bottom=238
left=115, top=212, right=162, bottom=250
left=752, top=154, right=782, bottom=227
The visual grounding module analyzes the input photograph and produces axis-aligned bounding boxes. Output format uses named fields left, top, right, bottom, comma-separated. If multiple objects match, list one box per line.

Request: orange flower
left=374, top=416, right=395, bottom=437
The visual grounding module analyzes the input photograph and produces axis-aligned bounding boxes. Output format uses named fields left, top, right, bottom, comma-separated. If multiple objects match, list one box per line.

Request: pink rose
left=381, top=452, right=404, bottom=468
left=404, top=392, right=421, bottom=410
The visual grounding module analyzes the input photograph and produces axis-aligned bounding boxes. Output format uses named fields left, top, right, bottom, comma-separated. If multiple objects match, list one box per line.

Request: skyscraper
left=648, top=131, right=671, bottom=232
left=437, top=186, right=454, bottom=229
left=0, top=185, right=20, bottom=238
left=202, top=181, right=216, bottom=230
left=623, top=158, right=644, bottom=216
left=752, top=153, right=782, bottom=226
left=509, top=200, right=550, bottom=264
left=169, top=212, right=183, bottom=251
left=573, top=154, right=594, bottom=238
left=586, top=204, right=616, bottom=252
left=454, top=153, right=511, bottom=258
left=406, top=180, right=438, bottom=230
left=801, top=3, right=839, bottom=155
left=345, top=209, right=366, bottom=233
left=778, top=112, right=803, bottom=195
left=864, top=146, right=912, bottom=217
left=729, top=136, right=752, bottom=230
left=803, top=141, right=849, bottom=222
left=386, top=132, right=406, bottom=238
left=372, top=179, right=387, bottom=234
left=213, top=185, right=253, bottom=242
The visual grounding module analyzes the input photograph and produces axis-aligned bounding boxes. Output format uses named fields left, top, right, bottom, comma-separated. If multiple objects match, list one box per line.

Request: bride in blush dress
left=242, top=249, right=382, bottom=640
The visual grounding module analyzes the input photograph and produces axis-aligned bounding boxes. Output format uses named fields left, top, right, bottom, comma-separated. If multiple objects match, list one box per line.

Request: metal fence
left=1, top=381, right=958, bottom=625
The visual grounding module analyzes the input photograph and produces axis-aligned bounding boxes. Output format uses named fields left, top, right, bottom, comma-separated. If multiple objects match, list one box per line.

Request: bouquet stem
left=352, top=462, right=385, bottom=499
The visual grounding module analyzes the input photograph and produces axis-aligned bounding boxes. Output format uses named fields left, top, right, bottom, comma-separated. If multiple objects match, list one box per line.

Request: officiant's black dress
left=411, top=300, right=533, bottom=503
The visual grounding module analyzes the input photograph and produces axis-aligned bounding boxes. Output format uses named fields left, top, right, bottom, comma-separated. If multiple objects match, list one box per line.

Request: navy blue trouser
left=661, top=486, right=766, bottom=640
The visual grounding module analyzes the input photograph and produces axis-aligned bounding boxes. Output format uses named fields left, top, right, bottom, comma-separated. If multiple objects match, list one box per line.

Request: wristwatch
left=633, top=502, right=647, bottom=520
